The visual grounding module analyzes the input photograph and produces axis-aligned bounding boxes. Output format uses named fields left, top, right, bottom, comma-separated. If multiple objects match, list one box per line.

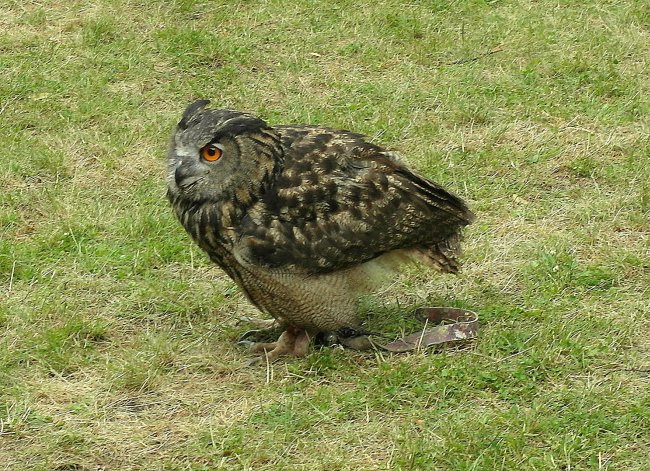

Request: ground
left=1, top=0, right=648, bottom=469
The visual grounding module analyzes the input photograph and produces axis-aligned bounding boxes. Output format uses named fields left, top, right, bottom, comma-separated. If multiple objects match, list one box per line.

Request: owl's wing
left=234, top=127, right=474, bottom=274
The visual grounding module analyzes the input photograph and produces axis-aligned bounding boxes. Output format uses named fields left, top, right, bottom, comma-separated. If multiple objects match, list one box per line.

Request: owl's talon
left=238, top=328, right=282, bottom=343
left=236, top=340, right=256, bottom=348
left=245, top=356, right=264, bottom=367
left=238, top=330, right=261, bottom=342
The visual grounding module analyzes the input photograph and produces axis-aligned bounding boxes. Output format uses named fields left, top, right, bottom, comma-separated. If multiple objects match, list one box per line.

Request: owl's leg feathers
left=292, top=329, right=311, bottom=356
left=243, top=326, right=310, bottom=365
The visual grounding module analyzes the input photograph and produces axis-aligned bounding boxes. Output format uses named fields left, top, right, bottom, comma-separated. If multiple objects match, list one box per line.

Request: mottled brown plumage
left=167, top=100, right=475, bottom=363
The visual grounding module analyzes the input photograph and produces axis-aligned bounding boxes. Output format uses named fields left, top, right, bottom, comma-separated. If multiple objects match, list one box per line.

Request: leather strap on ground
left=339, top=307, right=478, bottom=352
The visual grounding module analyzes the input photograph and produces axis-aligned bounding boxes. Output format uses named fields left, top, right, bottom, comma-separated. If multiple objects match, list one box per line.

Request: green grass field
left=1, top=0, right=648, bottom=469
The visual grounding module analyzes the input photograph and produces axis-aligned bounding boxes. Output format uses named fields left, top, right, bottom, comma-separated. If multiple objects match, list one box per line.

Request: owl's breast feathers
left=232, top=126, right=475, bottom=274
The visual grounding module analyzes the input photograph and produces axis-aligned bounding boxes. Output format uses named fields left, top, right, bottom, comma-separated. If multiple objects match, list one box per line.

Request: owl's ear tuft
left=178, top=99, right=211, bottom=130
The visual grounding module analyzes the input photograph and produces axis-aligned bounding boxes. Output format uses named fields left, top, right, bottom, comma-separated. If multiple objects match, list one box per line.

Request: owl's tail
left=393, top=167, right=473, bottom=273
left=396, top=167, right=476, bottom=226
left=413, top=233, right=464, bottom=274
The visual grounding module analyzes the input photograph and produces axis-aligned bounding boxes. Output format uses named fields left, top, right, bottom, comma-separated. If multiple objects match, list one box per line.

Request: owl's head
left=167, top=100, right=283, bottom=204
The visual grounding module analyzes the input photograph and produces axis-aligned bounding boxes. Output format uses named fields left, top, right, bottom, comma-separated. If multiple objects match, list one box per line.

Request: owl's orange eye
left=201, top=144, right=223, bottom=162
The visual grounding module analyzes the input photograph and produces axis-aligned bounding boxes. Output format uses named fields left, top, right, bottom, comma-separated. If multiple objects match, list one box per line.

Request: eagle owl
left=167, top=100, right=475, bottom=363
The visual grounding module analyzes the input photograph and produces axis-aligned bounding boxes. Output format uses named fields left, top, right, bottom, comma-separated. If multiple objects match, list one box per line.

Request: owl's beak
left=175, top=162, right=206, bottom=189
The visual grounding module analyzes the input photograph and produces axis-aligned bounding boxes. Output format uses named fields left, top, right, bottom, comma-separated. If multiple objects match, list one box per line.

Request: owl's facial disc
left=168, top=102, right=281, bottom=204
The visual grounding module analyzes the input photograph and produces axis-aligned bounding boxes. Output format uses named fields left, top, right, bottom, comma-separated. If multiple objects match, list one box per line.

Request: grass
left=1, top=0, right=648, bottom=469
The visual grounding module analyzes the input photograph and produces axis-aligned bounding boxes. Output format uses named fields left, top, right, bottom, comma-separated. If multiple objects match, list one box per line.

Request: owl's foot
left=242, top=326, right=310, bottom=366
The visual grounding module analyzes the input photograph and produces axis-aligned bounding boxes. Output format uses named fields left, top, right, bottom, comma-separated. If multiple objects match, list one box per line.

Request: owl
left=167, top=100, right=475, bottom=363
